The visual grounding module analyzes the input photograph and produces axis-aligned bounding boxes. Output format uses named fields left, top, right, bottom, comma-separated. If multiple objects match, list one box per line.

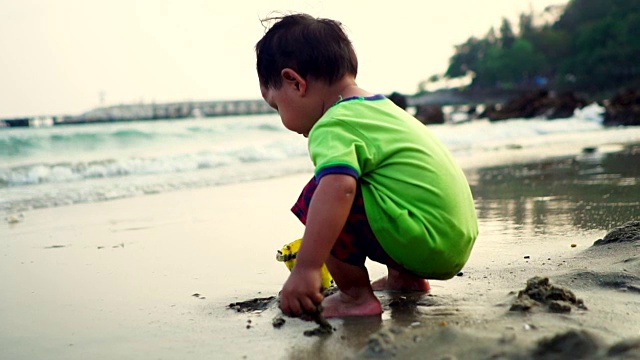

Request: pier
left=66, top=99, right=276, bottom=125
left=0, top=99, right=276, bottom=127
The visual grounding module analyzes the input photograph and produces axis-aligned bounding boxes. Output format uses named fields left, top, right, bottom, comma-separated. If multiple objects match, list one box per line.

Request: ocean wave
left=0, top=157, right=314, bottom=214
left=0, top=112, right=615, bottom=188
left=0, top=115, right=287, bottom=160
left=0, top=140, right=308, bottom=187
left=3, top=110, right=640, bottom=215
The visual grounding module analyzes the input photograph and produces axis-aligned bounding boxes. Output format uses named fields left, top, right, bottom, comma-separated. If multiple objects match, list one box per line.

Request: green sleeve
left=308, top=117, right=376, bottom=178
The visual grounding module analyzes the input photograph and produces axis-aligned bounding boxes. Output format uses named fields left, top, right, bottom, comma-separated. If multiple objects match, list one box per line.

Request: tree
left=475, top=39, right=545, bottom=88
left=442, top=0, right=640, bottom=94
left=519, top=13, right=535, bottom=38
left=500, top=18, right=516, bottom=49
left=445, top=37, right=490, bottom=79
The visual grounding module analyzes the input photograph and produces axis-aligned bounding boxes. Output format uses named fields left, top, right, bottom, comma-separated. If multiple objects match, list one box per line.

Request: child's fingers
left=280, top=294, right=320, bottom=318
left=281, top=296, right=302, bottom=317
left=311, top=291, right=324, bottom=305
left=299, top=295, right=319, bottom=315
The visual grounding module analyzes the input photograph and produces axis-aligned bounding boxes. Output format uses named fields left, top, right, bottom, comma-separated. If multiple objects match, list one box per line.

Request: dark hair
left=256, top=13, right=358, bottom=89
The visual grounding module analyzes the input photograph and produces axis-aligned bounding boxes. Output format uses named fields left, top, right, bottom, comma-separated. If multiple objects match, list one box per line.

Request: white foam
left=2, top=111, right=640, bottom=214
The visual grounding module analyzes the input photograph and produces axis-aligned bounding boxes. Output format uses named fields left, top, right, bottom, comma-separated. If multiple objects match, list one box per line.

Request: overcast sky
left=0, top=0, right=567, bottom=117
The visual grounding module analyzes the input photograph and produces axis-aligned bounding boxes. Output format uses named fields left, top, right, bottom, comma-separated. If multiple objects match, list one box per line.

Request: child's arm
left=279, top=173, right=357, bottom=317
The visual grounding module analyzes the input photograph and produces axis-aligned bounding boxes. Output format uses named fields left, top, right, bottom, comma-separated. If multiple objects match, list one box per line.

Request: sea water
left=1, top=104, right=640, bottom=360
left=1, top=104, right=640, bottom=216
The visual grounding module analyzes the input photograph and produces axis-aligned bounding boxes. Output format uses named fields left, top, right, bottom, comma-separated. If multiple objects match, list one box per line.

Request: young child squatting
left=255, top=13, right=479, bottom=319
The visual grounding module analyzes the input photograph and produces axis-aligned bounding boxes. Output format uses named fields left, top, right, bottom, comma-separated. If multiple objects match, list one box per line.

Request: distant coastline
left=2, top=86, right=638, bottom=128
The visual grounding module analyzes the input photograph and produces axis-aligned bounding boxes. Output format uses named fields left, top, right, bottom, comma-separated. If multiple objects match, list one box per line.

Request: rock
left=388, top=92, right=408, bottom=110
left=603, top=89, right=640, bottom=126
left=487, top=90, right=550, bottom=121
left=546, top=91, right=589, bottom=119
left=478, top=103, right=497, bottom=119
left=593, top=220, right=640, bottom=245
left=415, top=105, right=444, bottom=124
left=485, top=90, right=588, bottom=121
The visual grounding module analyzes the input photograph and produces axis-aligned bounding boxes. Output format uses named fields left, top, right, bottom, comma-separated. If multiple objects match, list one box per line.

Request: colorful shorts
left=291, top=176, right=404, bottom=270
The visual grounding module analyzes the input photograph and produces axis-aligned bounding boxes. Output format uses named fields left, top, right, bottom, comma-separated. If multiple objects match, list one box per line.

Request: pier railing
left=1, top=99, right=276, bottom=127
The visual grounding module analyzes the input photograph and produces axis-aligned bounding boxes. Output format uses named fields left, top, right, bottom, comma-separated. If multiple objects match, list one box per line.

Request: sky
left=0, top=0, right=568, bottom=118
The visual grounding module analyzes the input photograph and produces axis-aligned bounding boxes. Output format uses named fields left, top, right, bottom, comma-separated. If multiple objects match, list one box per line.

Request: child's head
left=255, top=13, right=358, bottom=90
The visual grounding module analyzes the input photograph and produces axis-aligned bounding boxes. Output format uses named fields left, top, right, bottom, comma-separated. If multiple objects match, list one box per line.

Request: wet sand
left=1, top=143, right=639, bottom=359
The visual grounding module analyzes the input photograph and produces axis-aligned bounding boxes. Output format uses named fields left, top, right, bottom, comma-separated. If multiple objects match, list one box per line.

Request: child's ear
left=281, top=68, right=307, bottom=95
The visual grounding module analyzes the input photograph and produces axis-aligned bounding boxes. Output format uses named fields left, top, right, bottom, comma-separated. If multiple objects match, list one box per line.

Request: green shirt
left=308, top=95, right=478, bottom=279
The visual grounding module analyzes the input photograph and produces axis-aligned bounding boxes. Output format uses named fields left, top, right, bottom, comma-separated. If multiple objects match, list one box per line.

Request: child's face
left=260, top=84, right=317, bottom=138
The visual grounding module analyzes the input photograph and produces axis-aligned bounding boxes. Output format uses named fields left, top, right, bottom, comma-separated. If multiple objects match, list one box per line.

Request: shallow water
left=470, top=143, right=640, bottom=239
left=1, top=144, right=639, bottom=360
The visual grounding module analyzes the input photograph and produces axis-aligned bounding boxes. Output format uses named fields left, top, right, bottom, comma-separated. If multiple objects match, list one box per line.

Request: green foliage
left=559, top=6, right=640, bottom=91
left=445, top=37, right=491, bottom=78
left=445, top=0, right=640, bottom=93
left=522, top=26, right=571, bottom=75
left=475, top=39, right=546, bottom=88
left=500, top=18, right=516, bottom=49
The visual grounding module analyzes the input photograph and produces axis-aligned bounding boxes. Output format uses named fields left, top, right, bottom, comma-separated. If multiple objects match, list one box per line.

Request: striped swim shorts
left=291, top=176, right=402, bottom=269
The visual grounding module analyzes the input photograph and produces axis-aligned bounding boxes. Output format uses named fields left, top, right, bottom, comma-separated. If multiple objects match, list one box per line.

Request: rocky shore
left=406, top=88, right=640, bottom=126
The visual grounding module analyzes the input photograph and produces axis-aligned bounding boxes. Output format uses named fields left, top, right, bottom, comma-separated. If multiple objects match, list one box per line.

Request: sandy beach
left=2, top=143, right=640, bottom=359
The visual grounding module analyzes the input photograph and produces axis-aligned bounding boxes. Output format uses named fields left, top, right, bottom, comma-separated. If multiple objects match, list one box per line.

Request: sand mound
left=510, top=276, right=587, bottom=313
left=593, top=220, right=640, bottom=245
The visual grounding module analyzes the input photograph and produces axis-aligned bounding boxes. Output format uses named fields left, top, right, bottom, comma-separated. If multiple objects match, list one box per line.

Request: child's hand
left=279, top=267, right=324, bottom=317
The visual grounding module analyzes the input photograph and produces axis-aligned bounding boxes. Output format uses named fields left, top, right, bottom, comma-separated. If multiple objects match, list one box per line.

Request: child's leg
left=371, top=266, right=431, bottom=292
left=291, top=177, right=382, bottom=317
left=322, top=255, right=382, bottom=318
left=291, top=177, right=426, bottom=316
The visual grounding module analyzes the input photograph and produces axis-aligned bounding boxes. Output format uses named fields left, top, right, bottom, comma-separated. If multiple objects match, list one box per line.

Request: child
left=255, top=13, right=478, bottom=318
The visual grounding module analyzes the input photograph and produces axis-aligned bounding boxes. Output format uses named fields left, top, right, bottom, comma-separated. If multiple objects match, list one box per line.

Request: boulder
left=415, top=105, right=444, bottom=124
left=603, top=89, right=640, bottom=126
left=387, top=92, right=408, bottom=110
left=484, top=90, right=588, bottom=121
left=547, top=91, right=589, bottom=119
left=487, top=89, right=550, bottom=121
left=478, top=104, right=497, bottom=119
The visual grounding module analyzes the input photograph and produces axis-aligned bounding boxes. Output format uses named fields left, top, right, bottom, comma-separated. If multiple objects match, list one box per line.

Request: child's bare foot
left=321, top=290, right=382, bottom=318
left=371, top=268, right=431, bottom=292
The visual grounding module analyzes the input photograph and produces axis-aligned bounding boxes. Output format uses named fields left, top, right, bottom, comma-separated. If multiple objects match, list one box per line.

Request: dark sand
left=1, top=143, right=639, bottom=359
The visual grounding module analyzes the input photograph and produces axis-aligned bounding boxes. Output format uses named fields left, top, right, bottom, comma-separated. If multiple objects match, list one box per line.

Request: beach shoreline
left=2, top=141, right=640, bottom=359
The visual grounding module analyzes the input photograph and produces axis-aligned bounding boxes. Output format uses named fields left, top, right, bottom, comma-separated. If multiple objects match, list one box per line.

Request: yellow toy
left=276, top=238, right=334, bottom=290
